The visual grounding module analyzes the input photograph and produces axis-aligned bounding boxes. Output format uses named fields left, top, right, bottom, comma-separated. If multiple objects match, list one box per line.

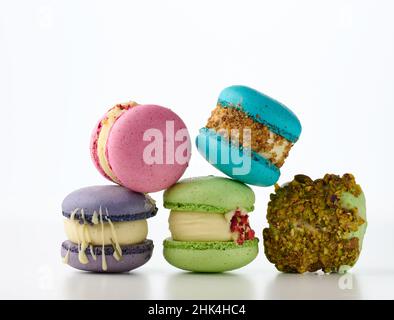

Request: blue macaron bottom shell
left=196, top=128, right=280, bottom=186
left=61, top=240, right=154, bottom=273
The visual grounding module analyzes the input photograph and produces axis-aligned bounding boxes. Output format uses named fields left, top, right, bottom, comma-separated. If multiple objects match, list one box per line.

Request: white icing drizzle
left=78, top=242, right=89, bottom=264
left=70, top=208, right=79, bottom=221
left=65, top=206, right=127, bottom=270
left=77, top=209, right=89, bottom=265
left=99, top=207, right=107, bottom=271
left=90, top=244, right=97, bottom=261
left=110, top=239, right=122, bottom=261
left=105, top=208, right=122, bottom=261
left=62, top=248, right=70, bottom=264
left=69, top=208, right=82, bottom=261
left=81, top=209, right=92, bottom=243
left=92, top=211, right=99, bottom=225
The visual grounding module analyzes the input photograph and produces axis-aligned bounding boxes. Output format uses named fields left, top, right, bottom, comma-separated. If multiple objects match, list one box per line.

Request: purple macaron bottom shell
left=61, top=239, right=154, bottom=273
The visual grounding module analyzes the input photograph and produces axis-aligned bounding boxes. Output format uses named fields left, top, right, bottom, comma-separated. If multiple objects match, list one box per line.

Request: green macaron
left=163, top=176, right=259, bottom=273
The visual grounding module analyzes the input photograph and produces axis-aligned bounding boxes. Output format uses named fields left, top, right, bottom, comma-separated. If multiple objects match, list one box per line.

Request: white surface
left=1, top=218, right=394, bottom=299
left=0, top=0, right=394, bottom=299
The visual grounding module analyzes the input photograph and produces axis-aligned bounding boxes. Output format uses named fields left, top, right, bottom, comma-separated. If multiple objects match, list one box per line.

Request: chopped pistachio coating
left=263, top=173, right=366, bottom=273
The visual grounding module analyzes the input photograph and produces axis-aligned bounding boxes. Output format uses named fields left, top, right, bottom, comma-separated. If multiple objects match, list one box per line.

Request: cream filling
left=64, top=219, right=147, bottom=246
left=64, top=208, right=147, bottom=269
left=168, top=210, right=240, bottom=241
left=97, top=102, right=138, bottom=183
left=257, top=133, right=292, bottom=165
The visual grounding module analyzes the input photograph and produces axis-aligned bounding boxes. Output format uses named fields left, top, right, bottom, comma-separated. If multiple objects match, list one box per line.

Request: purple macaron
left=61, top=185, right=157, bottom=273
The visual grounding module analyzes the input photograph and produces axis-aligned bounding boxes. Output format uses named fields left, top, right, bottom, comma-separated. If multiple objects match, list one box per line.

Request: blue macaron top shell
left=217, top=85, right=302, bottom=142
left=62, top=185, right=157, bottom=223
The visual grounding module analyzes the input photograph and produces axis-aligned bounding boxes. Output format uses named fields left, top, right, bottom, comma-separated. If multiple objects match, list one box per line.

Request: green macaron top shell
left=163, top=176, right=255, bottom=213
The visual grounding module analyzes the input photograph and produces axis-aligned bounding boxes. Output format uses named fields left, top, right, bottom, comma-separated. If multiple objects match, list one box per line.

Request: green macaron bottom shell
left=338, top=191, right=367, bottom=273
left=341, top=191, right=367, bottom=248
left=163, top=238, right=259, bottom=273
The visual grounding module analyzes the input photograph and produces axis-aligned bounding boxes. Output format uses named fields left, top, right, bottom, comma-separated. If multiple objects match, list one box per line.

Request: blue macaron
left=196, top=85, right=302, bottom=186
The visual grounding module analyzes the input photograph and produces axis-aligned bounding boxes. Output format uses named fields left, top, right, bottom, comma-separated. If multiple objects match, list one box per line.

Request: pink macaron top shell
left=106, top=105, right=191, bottom=193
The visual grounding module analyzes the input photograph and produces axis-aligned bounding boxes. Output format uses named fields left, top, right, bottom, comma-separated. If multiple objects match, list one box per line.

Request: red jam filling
left=230, top=209, right=255, bottom=245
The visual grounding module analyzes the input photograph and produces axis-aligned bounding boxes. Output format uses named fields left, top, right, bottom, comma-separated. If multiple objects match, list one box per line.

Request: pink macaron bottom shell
left=106, top=105, right=191, bottom=193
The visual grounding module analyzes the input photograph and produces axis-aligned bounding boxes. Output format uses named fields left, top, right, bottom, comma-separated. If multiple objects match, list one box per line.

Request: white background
left=0, top=0, right=393, bottom=299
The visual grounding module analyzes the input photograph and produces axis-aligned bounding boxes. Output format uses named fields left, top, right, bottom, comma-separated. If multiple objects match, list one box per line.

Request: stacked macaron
left=163, top=176, right=258, bottom=272
left=90, top=101, right=191, bottom=193
left=61, top=186, right=156, bottom=272
left=61, top=101, right=191, bottom=273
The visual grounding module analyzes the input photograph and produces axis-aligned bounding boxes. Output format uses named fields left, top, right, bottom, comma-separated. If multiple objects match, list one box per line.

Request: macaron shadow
left=263, top=272, right=362, bottom=300
left=61, top=271, right=150, bottom=299
left=164, top=272, right=255, bottom=300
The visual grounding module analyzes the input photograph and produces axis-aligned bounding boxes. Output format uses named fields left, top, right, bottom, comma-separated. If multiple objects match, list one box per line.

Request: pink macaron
left=90, top=102, right=191, bottom=193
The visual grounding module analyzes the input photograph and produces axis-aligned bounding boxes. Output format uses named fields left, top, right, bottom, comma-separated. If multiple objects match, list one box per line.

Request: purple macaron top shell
left=62, top=185, right=157, bottom=223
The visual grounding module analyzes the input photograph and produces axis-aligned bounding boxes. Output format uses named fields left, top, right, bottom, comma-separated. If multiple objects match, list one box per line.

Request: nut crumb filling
left=263, top=174, right=365, bottom=273
left=206, top=105, right=292, bottom=167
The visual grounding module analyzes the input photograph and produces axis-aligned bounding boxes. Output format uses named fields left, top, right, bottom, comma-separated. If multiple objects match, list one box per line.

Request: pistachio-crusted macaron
left=263, top=174, right=367, bottom=273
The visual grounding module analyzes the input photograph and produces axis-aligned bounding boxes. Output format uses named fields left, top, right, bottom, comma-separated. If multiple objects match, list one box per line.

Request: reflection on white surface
left=1, top=219, right=394, bottom=299
left=264, top=273, right=362, bottom=300
left=61, top=272, right=150, bottom=300
left=165, top=272, right=255, bottom=300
